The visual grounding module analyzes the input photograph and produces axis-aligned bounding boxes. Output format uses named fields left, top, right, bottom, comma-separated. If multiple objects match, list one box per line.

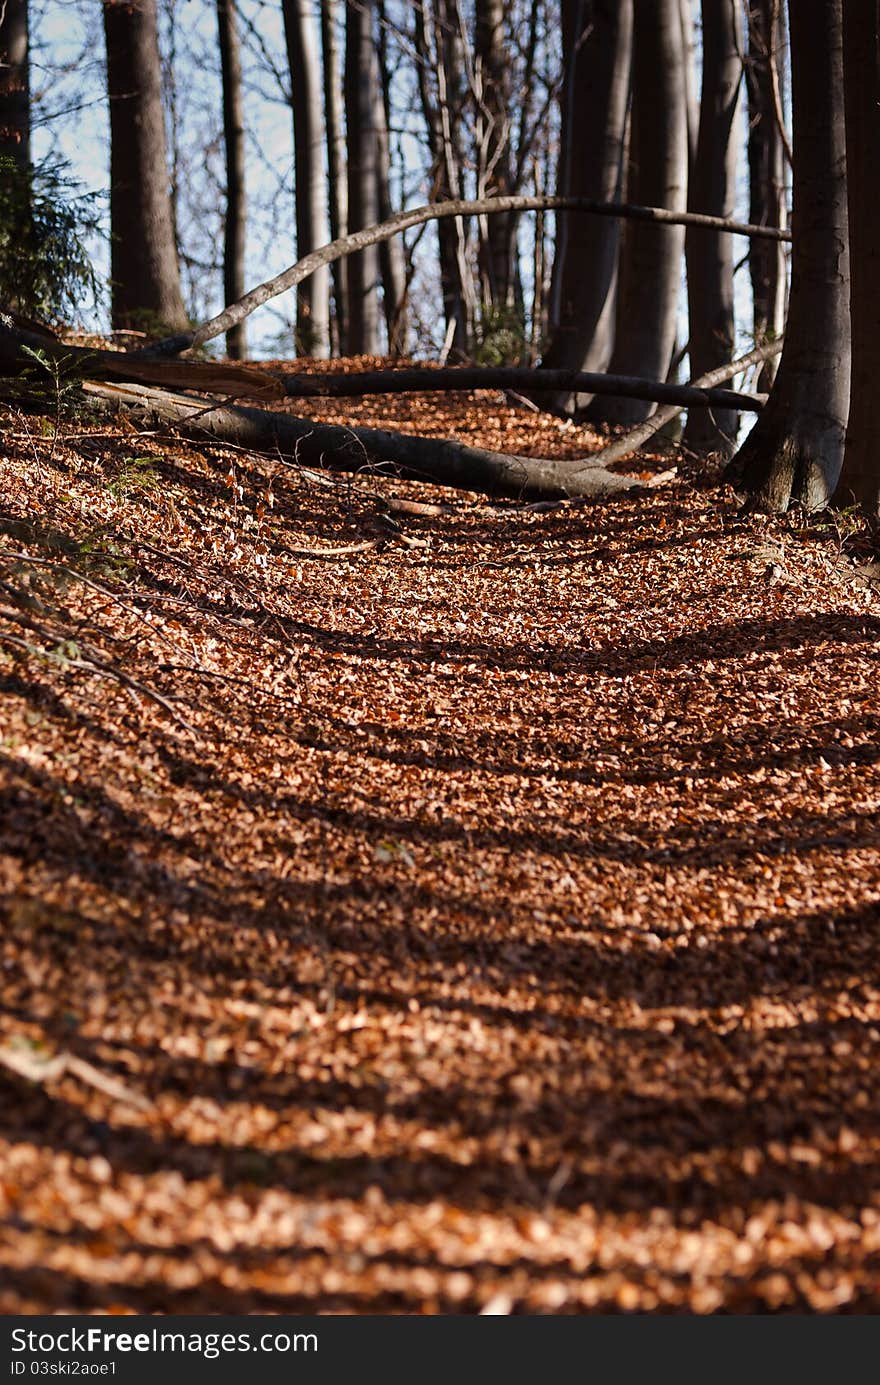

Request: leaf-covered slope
left=1, top=375, right=879, bottom=1313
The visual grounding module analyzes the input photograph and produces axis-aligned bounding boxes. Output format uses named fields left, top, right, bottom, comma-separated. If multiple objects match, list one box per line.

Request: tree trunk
left=102, top=0, right=188, bottom=334
left=542, top=0, right=633, bottom=414
left=320, top=0, right=347, bottom=354
left=216, top=0, right=247, bottom=359
left=344, top=0, right=380, bottom=355
left=836, top=0, right=880, bottom=517
left=475, top=0, right=515, bottom=310
left=683, top=0, right=741, bottom=455
left=413, top=0, right=472, bottom=357
left=0, top=0, right=30, bottom=173
left=727, top=0, right=849, bottom=513
left=679, top=0, right=698, bottom=172
left=283, top=0, right=331, bottom=358
left=373, top=11, right=407, bottom=354
left=745, top=0, right=787, bottom=390
left=591, top=0, right=687, bottom=425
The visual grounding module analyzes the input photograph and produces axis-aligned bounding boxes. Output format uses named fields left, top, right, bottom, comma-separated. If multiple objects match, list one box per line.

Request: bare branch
left=585, top=340, right=783, bottom=469
left=277, top=364, right=768, bottom=413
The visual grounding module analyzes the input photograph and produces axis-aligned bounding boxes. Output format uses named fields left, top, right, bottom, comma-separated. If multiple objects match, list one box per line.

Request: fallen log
left=1, top=318, right=765, bottom=419
left=147, top=195, right=793, bottom=357
left=277, top=365, right=767, bottom=413
left=0, top=319, right=283, bottom=400
left=82, top=380, right=643, bottom=502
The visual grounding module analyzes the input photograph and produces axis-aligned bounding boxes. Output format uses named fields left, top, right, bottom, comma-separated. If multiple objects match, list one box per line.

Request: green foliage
left=106, top=455, right=161, bottom=501
left=0, top=156, right=103, bottom=323
left=473, top=304, right=528, bottom=367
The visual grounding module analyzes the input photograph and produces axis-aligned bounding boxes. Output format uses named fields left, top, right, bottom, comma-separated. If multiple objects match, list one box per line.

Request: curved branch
left=149, top=195, right=794, bottom=357
left=585, top=339, right=783, bottom=469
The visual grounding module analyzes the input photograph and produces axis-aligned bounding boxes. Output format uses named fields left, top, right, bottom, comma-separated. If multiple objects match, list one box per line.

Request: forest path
left=1, top=367, right=879, bottom=1312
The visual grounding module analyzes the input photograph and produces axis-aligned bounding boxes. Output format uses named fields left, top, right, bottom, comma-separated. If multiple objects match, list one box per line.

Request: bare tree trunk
left=475, top=0, right=515, bottom=310
left=683, top=0, right=741, bottom=454
left=413, top=0, right=472, bottom=357
left=283, top=0, right=330, bottom=357
left=542, top=0, right=633, bottom=414
left=0, top=0, right=30, bottom=173
left=374, top=7, right=407, bottom=354
left=592, top=0, right=687, bottom=425
left=679, top=0, right=698, bottom=171
left=216, top=0, right=247, bottom=359
left=102, top=0, right=188, bottom=334
left=320, top=0, right=347, bottom=354
left=836, top=0, right=880, bottom=517
left=344, top=0, right=381, bottom=355
left=745, top=0, right=787, bottom=390
left=727, top=0, right=849, bottom=513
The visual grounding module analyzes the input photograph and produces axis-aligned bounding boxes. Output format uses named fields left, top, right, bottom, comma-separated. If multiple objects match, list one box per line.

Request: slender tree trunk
left=683, top=0, right=741, bottom=454
left=216, top=0, right=247, bottom=359
left=592, top=0, right=687, bottom=425
left=344, top=0, right=380, bottom=355
left=679, top=0, right=698, bottom=172
left=745, top=0, right=787, bottom=390
left=727, top=0, right=849, bottom=513
left=475, top=0, right=515, bottom=310
left=102, top=0, right=188, bottom=334
left=836, top=0, right=880, bottom=517
left=374, top=10, right=407, bottom=354
left=320, top=0, right=347, bottom=354
left=541, top=0, right=633, bottom=414
left=0, top=0, right=30, bottom=173
left=414, top=0, right=472, bottom=357
left=283, top=0, right=330, bottom=357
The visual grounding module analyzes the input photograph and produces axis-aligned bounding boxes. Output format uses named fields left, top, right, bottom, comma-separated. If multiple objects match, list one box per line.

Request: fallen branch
left=0, top=319, right=283, bottom=400
left=83, top=380, right=641, bottom=502
left=1, top=318, right=765, bottom=420
left=277, top=365, right=767, bottom=413
left=0, top=1038, right=151, bottom=1111
left=585, top=340, right=784, bottom=469
left=147, top=195, right=793, bottom=357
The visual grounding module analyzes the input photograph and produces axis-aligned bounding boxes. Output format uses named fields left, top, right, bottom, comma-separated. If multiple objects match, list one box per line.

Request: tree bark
left=216, top=0, right=247, bottom=359
left=679, top=0, right=698, bottom=172
left=102, top=0, right=188, bottom=334
left=0, top=0, right=30, bottom=173
left=320, top=0, right=348, bottom=354
left=727, top=0, right=849, bottom=513
left=373, top=12, right=407, bottom=355
left=542, top=0, right=633, bottom=413
left=475, top=0, right=515, bottom=310
left=413, top=0, right=472, bottom=357
left=592, top=0, right=687, bottom=425
left=836, top=0, right=880, bottom=518
left=683, top=0, right=742, bottom=455
left=344, top=0, right=381, bottom=355
left=745, top=0, right=787, bottom=390
left=283, top=0, right=331, bottom=357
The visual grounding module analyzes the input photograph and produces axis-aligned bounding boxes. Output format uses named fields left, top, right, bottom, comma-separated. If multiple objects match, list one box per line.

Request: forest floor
left=1, top=358, right=879, bottom=1313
